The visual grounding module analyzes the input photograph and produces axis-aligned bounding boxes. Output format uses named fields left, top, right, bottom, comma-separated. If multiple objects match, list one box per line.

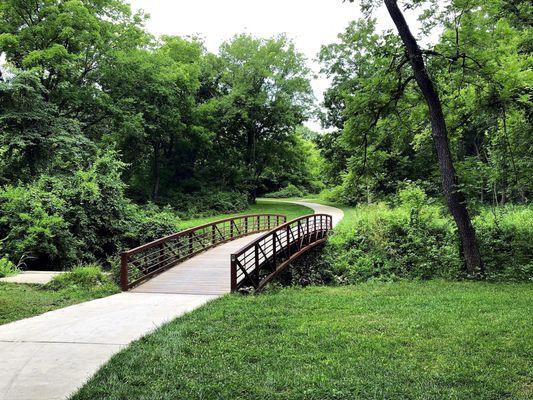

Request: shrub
left=122, top=203, right=181, bottom=249
left=0, top=150, right=184, bottom=270
left=474, top=206, right=533, bottom=281
left=163, top=190, right=248, bottom=217
left=45, top=264, right=116, bottom=291
left=0, top=182, right=78, bottom=268
left=319, top=185, right=344, bottom=203
left=316, top=186, right=532, bottom=283
left=323, top=202, right=462, bottom=282
left=0, top=255, right=19, bottom=277
left=264, top=184, right=306, bottom=198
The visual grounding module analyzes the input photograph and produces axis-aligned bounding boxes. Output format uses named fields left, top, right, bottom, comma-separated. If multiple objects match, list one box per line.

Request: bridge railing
left=230, top=214, right=333, bottom=291
left=120, top=214, right=286, bottom=291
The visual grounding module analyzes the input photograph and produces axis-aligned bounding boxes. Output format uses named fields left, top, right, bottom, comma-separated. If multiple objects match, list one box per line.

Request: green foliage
left=0, top=255, right=19, bottom=278
left=474, top=206, right=533, bottom=281
left=122, top=203, right=181, bottom=249
left=45, top=264, right=115, bottom=291
left=318, top=187, right=532, bottom=283
left=319, top=2, right=533, bottom=204
left=326, top=203, right=461, bottom=282
left=1, top=0, right=314, bottom=215
left=162, top=191, right=249, bottom=218
left=263, top=184, right=306, bottom=199
left=0, top=150, right=182, bottom=269
left=0, top=180, right=76, bottom=268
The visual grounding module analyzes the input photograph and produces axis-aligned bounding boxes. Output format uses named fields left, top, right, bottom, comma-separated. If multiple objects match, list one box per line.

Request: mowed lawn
left=0, top=282, right=118, bottom=325
left=73, top=281, right=532, bottom=400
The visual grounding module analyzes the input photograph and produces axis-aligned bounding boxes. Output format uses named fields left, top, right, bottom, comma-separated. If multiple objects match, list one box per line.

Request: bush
left=0, top=181, right=78, bottom=268
left=45, top=264, right=116, bottom=291
left=163, top=190, right=248, bottom=217
left=0, top=255, right=19, bottom=277
left=122, top=203, right=181, bottom=249
left=0, top=150, right=184, bottom=270
left=474, top=206, right=533, bottom=281
left=319, top=185, right=344, bottom=203
left=264, top=184, right=306, bottom=198
left=318, top=185, right=532, bottom=283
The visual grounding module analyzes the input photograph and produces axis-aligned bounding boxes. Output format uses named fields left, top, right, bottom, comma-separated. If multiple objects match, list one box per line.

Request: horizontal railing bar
left=122, top=213, right=287, bottom=291
left=124, top=214, right=286, bottom=256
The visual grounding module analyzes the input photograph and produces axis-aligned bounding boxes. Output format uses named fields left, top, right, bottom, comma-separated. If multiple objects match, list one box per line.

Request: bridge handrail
left=230, top=213, right=333, bottom=291
left=120, top=213, right=287, bottom=291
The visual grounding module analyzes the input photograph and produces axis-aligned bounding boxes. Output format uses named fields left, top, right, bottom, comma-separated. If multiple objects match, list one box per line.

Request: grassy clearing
left=73, top=281, right=532, bottom=400
left=175, top=198, right=313, bottom=229
left=0, top=282, right=118, bottom=325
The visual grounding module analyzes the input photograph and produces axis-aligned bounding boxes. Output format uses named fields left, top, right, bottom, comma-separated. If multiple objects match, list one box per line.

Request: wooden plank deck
left=131, top=233, right=264, bottom=295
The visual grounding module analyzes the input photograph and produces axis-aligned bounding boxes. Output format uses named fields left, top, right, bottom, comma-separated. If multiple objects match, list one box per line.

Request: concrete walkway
left=284, top=200, right=344, bottom=227
left=0, top=201, right=343, bottom=400
left=0, top=271, right=64, bottom=285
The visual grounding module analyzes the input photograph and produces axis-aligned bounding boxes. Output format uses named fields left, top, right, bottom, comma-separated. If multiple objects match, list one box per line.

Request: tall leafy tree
left=0, top=0, right=147, bottom=135
left=207, top=34, right=314, bottom=201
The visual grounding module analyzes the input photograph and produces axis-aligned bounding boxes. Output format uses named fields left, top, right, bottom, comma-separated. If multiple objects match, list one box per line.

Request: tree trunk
left=384, top=0, right=483, bottom=275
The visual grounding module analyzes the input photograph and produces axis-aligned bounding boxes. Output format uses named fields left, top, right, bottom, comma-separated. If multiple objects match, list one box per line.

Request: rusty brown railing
left=120, top=214, right=286, bottom=291
left=230, top=214, right=333, bottom=291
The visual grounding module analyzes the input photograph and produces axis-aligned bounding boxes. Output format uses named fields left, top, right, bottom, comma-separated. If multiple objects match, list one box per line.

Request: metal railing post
left=230, top=254, right=237, bottom=291
left=286, top=223, right=291, bottom=257
left=306, top=216, right=310, bottom=245
left=272, top=231, right=277, bottom=266
left=254, top=243, right=260, bottom=286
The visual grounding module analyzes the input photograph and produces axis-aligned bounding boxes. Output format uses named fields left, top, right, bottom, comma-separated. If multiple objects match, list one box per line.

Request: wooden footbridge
left=120, top=202, right=342, bottom=294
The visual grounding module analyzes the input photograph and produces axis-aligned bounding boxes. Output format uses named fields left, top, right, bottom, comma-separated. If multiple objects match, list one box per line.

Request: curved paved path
left=0, top=201, right=343, bottom=400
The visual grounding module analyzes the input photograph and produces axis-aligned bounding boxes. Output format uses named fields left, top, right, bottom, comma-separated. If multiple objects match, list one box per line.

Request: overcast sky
left=128, top=0, right=426, bottom=131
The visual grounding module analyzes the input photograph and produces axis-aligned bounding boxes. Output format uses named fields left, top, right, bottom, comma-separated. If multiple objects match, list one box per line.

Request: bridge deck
left=131, top=232, right=264, bottom=295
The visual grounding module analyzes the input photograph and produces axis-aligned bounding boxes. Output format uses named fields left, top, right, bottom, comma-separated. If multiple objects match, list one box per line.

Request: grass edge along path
left=72, top=281, right=532, bottom=400
left=0, top=282, right=118, bottom=325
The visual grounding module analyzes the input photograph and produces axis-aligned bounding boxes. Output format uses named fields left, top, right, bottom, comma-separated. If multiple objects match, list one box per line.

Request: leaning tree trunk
left=384, top=0, right=483, bottom=275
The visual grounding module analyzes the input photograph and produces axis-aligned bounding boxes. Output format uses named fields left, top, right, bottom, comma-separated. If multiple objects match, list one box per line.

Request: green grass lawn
left=175, top=198, right=313, bottom=229
left=0, top=282, right=118, bottom=325
left=73, top=281, right=532, bottom=400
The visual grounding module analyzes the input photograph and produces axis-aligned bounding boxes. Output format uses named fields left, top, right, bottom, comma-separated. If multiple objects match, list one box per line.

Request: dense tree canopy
left=319, top=0, right=532, bottom=205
